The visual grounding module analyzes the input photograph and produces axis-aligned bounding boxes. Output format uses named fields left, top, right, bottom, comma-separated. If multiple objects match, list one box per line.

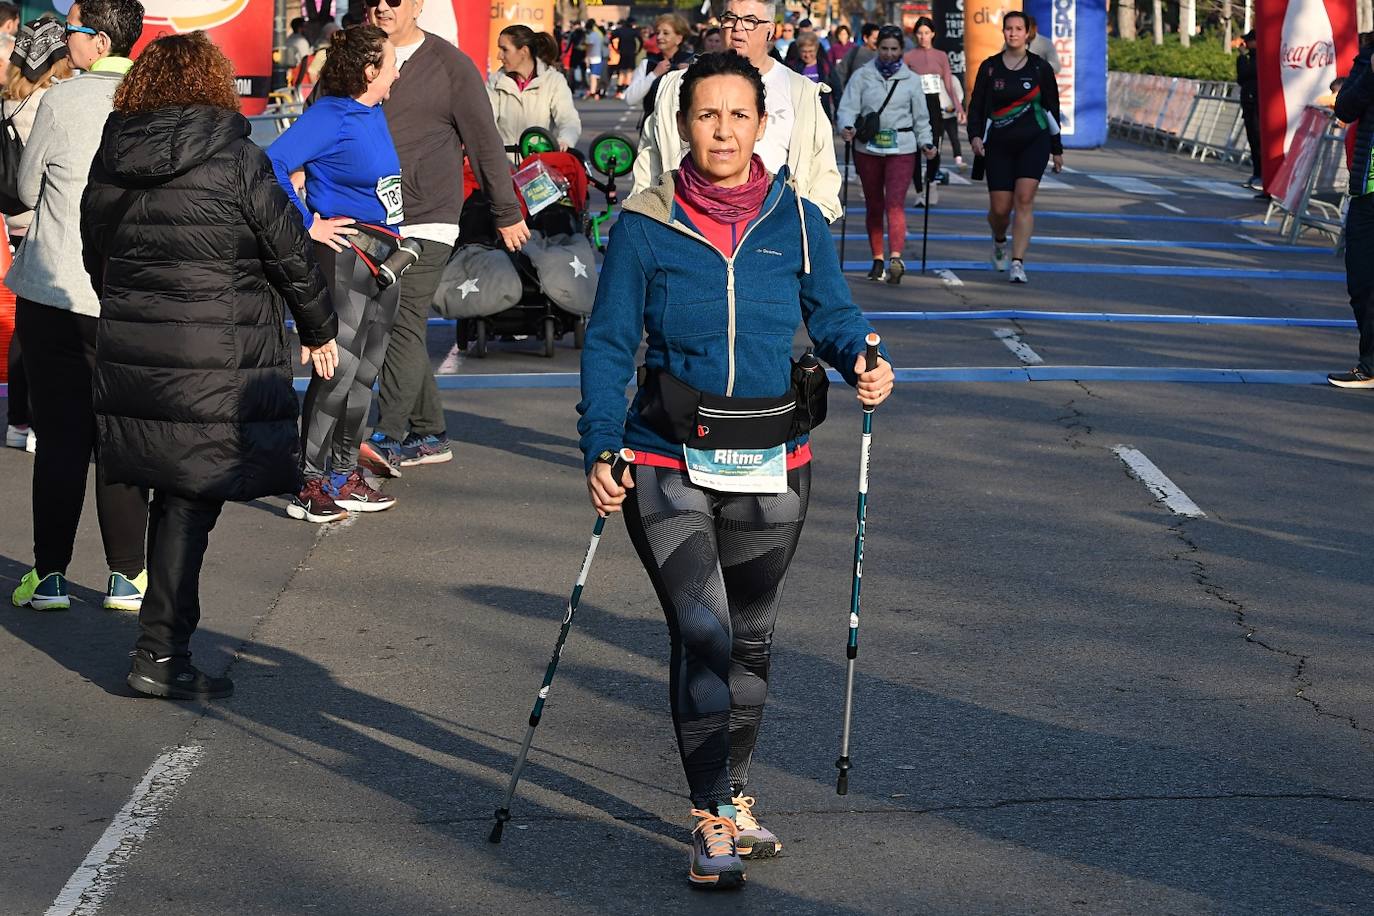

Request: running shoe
left=287, top=477, right=350, bottom=523
left=1009, top=259, right=1028, bottom=284
left=1327, top=368, right=1374, bottom=389
left=359, top=432, right=405, bottom=478
left=104, top=570, right=148, bottom=612
left=12, top=569, right=68, bottom=611
left=127, top=648, right=233, bottom=700
left=399, top=432, right=453, bottom=467
left=927, top=182, right=940, bottom=206
left=992, top=241, right=1009, bottom=272
left=886, top=256, right=904, bottom=285
left=732, top=795, right=782, bottom=859
left=332, top=469, right=396, bottom=512
left=6, top=424, right=29, bottom=448
left=866, top=259, right=885, bottom=282
left=687, top=808, right=746, bottom=889
left=954, top=155, right=966, bottom=169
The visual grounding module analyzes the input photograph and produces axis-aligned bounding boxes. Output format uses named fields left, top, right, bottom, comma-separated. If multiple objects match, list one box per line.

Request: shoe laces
left=730, top=796, right=760, bottom=831
left=690, top=809, right=739, bottom=858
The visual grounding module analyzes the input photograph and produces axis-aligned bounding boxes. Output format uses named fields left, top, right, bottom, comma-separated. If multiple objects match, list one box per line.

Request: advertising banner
left=1027, top=0, right=1107, bottom=148
left=1255, top=0, right=1357, bottom=187
left=963, top=0, right=1020, bottom=98
left=932, top=0, right=966, bottom=88
left=133, top=0, right=273, bottom=115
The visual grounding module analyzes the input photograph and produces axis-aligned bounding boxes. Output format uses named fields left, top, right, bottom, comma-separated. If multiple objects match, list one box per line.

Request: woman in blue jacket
left=577, top=52, right=893, bottom=889
left=268, top=25, right=402, bottom=522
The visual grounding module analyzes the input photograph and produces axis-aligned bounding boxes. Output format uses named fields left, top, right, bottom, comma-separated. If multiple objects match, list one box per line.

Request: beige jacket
left=630, top=62, right=843, bottom=222
left=486, top=64, right=582, bottom=151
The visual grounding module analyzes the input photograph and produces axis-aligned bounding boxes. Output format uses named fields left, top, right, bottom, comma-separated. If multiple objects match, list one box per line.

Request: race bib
left=375, top=174, right=404, bottom=225
left=872, top=128, right=898, bottom=150
left=684, top=445, right=787, bottom=494
left=920, top=73, right=942, bottom=94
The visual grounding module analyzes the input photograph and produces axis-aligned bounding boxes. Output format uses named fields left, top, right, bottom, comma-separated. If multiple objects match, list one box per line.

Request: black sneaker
left=866, top=259, right=885, bottom=281
left=128, top=649, right=234, bottom=700
left=1327, top=368, right=1374, bottom=389
left=885, top=256, right=904, bottom=285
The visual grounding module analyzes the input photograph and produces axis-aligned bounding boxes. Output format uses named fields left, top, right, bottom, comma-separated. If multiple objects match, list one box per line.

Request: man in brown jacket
left=361, top=0, right=529, bottom=475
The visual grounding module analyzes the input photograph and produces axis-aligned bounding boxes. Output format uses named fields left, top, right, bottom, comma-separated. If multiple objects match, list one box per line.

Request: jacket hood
left=99, top=105, right=250, bottom=184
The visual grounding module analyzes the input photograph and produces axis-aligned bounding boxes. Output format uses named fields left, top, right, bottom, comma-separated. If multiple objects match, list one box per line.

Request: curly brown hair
left=316, top=25, right=387, bottom=98
left=113, top=31, right=239, bottom=114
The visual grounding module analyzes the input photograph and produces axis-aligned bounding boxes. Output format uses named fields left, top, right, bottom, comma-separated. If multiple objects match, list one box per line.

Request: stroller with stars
left=434, top=130, right=635, bottom=358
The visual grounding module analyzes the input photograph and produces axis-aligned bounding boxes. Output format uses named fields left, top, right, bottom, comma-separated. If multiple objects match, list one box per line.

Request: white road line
left=992, top=327, right=1044, bottom=365
left=1112, top=446, right=1207, bottom=518
left=1094, top=175, right=1175, bottom=196
left=1182, top=178, right=1255, bottom=200
left=944, top=170, right=972, bottom=185
left=934, top=268, right=963, bottom=287
left=1235, top=233, right=1272, bottom=247
left=1154, top=201, right=1187, bottom=214
left=47, top=745, right=205, bottom=916
left=1038, top=175, right=1073, bottom=190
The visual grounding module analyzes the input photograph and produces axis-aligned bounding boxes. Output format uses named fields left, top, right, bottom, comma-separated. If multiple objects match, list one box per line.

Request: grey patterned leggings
left=623, top=462, right=811, bottom=808
left=300, top=243, right=401, bottom=479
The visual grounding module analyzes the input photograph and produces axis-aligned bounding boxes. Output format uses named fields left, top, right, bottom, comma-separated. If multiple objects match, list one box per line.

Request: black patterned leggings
left=300, top=242, right=401, bottom=479
left=623, top=463, right=810, bottom=808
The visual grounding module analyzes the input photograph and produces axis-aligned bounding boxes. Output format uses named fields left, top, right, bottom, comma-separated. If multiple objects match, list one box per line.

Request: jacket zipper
left=659, top=190, right=785, bottom=397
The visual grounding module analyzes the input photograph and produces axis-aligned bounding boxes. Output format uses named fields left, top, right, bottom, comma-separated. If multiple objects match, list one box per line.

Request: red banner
left=132, top=0, right=273, bottom=115
left=1268, top=105, right=1333, bottom=207
left=418, top=1, right=488, bottom=72
left=1255, top=0, right=1357, bottom=188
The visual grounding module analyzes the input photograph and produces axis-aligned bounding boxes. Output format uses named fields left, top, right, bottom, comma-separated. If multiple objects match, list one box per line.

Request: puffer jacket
left=1335, top=46, right=1374, bottom=198
left=577, top=167, right=884, bottom=472
left=80, top=104, right=337, bottom=502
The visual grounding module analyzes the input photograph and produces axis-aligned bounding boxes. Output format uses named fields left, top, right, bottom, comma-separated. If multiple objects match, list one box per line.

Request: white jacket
left=486, top=64, right=582, bottom=151
left=631, top=62, right=843, bottom=222
left=836, top=61, right=933, bottom=157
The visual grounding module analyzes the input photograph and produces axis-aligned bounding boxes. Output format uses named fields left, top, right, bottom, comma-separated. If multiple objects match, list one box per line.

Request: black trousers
left=1242, top=96, right=1262, bottom=178
left=14, top=299, right=146, bottom=577
left=7, top=328, right=28, bottom=427
left=136, top=492, right=223, bottom=659
left=1345, top=194, right=1374, bottom=374
left=374, top=239, right=451, bottom=442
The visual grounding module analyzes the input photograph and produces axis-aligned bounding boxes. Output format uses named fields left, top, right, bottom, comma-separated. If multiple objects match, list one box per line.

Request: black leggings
left=623, top=463, right=810, bottom=808
left=300, top=242, right=400, bottom=479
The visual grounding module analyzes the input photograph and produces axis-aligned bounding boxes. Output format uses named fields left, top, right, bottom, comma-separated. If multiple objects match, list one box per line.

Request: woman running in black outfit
left=967, top=10, right=1063, bottom=284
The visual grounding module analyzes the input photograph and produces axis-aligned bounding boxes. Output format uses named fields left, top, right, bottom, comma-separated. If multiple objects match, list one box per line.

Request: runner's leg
left=301, top=244, right=366, bottom=479
left=853, top=149, right=887, bottom=260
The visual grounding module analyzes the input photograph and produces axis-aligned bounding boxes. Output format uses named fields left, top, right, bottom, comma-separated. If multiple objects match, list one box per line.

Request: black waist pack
left=348, top=222, right=422, bottom=289
left=637, top=354, right=829, bottom=450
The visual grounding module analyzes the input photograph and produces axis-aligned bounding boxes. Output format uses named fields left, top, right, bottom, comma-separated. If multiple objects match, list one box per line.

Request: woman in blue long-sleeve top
left=267, top=24, right=403, bottom=522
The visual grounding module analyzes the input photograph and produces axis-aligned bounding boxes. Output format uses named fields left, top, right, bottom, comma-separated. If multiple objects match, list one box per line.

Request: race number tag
left=920, top=73, right=942, bottom=94
left=375, top=174, right=404, bottom=225
left=684, top=445, right=787, bottom=494
left=872, top=129, right=898, bottom=150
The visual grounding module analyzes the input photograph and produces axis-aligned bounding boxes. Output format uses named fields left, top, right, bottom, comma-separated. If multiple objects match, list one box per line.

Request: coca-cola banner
left=932, top=0, right=966, bottom=87
left=131, top=0, right=274, bottom=115
left=1027, top=0, right=1107, bottom=148
left=1255, top=0, right=1357, bottom=187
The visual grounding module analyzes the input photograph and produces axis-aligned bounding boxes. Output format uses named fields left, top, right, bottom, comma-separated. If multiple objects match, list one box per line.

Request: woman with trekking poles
left=836, top=24, right=935, bottom=285
left=577, top=51, right=894, bottom=889
left=903, top=16, right=966, bottom=205
left=268, top=24, right=408, bottom=523
left=967, top=9, right=1063, bottom=284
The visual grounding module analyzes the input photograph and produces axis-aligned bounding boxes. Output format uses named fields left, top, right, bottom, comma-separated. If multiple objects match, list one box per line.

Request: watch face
left=598, top=450, right=615, bottom=464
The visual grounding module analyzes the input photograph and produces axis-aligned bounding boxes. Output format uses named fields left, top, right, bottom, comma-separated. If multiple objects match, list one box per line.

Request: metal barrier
left=1264, top=107, right=1349, bottom=245
left=1108, top=71, right=1251, bottom=165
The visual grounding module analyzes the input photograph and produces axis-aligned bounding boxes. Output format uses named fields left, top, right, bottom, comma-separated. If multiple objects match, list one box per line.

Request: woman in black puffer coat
left=80, top=32, right=339, bottom=701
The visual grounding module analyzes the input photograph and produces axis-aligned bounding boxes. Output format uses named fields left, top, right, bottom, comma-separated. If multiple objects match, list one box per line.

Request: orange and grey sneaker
left=687, top=808, right=746, bottom=890
left=731, top=795, right=781, bottom=859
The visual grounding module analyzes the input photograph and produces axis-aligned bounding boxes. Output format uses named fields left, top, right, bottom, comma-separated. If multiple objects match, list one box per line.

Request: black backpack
left=0, top=96, right=32, bottom=216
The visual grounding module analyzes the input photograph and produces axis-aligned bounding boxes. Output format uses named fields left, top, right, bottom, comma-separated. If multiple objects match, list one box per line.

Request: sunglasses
left=364, top=0, right=404, bottom=7
left=63, top=23, right=98, bottom=40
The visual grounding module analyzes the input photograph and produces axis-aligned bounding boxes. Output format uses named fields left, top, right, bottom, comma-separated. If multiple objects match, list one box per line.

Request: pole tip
left=835, top=756, right=851, bottom=795
left=489, top=808, right=510, bottom=844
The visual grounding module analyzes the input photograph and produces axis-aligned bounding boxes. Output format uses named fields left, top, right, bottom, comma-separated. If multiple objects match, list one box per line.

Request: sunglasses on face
left=364, top=0, right=404, bottom=8
left=63, top=23, right=98, bottom=40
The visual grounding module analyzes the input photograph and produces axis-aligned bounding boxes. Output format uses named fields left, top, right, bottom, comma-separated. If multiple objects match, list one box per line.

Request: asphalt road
left=2, top=97, right=1371, bottom=915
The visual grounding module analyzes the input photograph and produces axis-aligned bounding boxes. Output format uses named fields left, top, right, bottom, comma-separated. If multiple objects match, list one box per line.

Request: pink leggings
left=853, top=149, right=917, bottom=258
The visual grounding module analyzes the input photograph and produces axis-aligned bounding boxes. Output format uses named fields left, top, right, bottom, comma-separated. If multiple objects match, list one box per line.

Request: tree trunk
left=1180, top=0, right=1193, bottom=48
left=1152, top=0, right=1164, bottom=45
left=1117, top=0, right=1138, bottom=40
left=1360, top=0, right=1373, bottom=33
left=1223, top=0, right=1233, bottom=52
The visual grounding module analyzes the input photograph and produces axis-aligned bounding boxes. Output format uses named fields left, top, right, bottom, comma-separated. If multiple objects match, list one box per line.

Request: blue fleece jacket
left=577, top=168, right=886, bottom=472
left=267, top=95, right=404, bottom=228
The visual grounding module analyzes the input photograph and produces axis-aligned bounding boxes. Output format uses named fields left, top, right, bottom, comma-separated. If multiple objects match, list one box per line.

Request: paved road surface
left=2, top=97, right=1371, bottom=915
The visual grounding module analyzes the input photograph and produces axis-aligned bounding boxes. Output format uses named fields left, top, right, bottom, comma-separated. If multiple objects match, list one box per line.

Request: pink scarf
left=676, top=153, right=770, bottom=224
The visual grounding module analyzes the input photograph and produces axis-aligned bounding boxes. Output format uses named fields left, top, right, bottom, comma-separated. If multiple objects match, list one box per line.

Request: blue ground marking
left=841, top=260, right=1343, bottom=281
left=861, top=309, right=1355, bottom=327
left=830, top=232, right=1310, bottom=252
left=842, top=207, right=1270, bottom=225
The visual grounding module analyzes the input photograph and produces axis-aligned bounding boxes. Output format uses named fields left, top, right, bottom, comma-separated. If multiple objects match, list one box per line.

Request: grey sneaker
left=687, top=808, right=745, bottom=889
left=732, top=795, right=781, bottom=859
left=992, top=242, right=1009, bottom=271
left=1327, top=368, right=1374, bottom=389
left=1009, top=259, right=1028, bottom=284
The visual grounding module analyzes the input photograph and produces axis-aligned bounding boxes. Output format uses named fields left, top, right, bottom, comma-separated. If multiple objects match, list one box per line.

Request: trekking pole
left=836, top=334, right=881, bottom=796
left=490, top=447, right=634, bottom=843
left=920, top=155, right=938, bottom=274
left=840, top=139, right=852, bottom=273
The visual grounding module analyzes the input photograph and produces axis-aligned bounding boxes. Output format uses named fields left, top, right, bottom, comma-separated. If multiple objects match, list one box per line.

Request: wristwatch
left=595, top=449, right=617, bottom=467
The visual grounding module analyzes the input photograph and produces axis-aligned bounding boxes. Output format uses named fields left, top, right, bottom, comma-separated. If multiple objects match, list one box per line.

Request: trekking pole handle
left=612, top=448, right=634, bottom=483
left=864, top=334, right=880, bottom=373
